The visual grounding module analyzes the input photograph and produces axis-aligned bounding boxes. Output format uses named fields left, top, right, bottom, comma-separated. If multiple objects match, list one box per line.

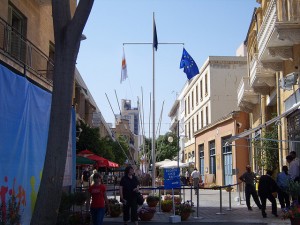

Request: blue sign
left=164, top=168, right=181, bottom=189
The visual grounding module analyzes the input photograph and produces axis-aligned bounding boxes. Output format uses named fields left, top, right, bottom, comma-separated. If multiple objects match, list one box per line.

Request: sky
left=76, top=0, right=259, bottom=136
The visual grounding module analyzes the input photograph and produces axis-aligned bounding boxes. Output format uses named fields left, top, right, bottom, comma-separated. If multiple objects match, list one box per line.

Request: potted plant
left=108, top=198, right=122, bottom=217
left=287, top=180, right=300, bottom=200
left=164, top=195, right=181, bottom=204
left=175, top=202, right=194, bottom=221
left=146, top=194, right=160, bottom=207
left=138, top=205, right=156, bottom=221
left=161, top=199, right=173, bottom=212
left=281, top=202, right=300, bottom=225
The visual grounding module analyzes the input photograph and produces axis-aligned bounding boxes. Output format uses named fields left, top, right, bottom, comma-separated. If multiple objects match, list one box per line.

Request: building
left=236, top=0, right=300, bottom=171
left=168, top=83, right=188, bottom=163
left=183, top=56, right=248, bottom=165
left=194, top=111, right=249, bottom=186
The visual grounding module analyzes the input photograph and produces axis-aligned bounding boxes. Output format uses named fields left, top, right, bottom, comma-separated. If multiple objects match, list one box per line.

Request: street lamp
left=168, top=121, right=180, bottom=168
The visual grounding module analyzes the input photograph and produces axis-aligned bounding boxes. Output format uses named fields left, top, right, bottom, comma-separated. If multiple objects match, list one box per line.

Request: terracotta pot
left=110, top=210, right=122, bottom=217
left=161, top=204, right=172, bottom=212
left=139, top=212, right=155, bottom=221
left=290, top=218, right=300, bottom=225
left=180, top=212, right=191, bottom=221
left=147, top=200, right=158, bottom=207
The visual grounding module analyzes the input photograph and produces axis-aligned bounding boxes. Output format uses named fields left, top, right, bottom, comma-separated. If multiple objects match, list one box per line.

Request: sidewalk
left=104, top=188, right=290, bottom=225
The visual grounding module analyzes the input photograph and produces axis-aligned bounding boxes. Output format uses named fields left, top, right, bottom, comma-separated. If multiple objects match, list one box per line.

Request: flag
left=180, top=48, right=199, bottom=80
left=121, top=48, right=128, bottom=83
left=153, top=19, right=158, bottom=51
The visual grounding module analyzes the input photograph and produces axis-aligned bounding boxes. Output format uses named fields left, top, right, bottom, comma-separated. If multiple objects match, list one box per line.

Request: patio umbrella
left=155, top=159, right=171, bottom=167
left=76, top=156, right=96, bottom=165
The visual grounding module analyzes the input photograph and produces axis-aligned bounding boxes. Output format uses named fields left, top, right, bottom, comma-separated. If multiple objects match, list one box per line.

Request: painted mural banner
left=0, top=64, right=75, bottom=224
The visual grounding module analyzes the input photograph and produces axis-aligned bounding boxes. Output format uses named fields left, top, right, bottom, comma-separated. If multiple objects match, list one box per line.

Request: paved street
left=103, top=187, right=290, bottom=225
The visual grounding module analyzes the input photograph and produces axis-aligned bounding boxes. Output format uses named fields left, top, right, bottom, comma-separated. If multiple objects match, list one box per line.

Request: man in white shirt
left=286, top=155, right=299, bottom=181
left=191, top=168, right=200, bottom=194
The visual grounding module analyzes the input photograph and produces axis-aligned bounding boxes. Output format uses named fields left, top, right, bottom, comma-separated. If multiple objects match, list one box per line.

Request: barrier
left=103, top=182, right=242, bottom=218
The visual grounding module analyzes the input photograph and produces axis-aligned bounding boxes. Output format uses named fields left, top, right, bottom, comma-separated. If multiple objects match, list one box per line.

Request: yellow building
left=237, top=0, right=300, bottom=171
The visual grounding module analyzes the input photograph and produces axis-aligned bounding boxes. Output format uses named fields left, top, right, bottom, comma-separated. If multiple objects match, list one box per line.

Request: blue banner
left=164, top=168, right=181, bottom=189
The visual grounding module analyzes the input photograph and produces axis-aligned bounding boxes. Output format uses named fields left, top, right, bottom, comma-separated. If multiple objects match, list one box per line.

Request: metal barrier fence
left=101, top=182, right=243, bottom=217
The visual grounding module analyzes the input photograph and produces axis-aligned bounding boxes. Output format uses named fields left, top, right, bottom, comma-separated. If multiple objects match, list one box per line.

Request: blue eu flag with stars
left=180, top=48, right=199, bottom=80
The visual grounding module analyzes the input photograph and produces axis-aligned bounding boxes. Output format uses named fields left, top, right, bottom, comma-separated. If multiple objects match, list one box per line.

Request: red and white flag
left=121, top=48, right=128, bottom=83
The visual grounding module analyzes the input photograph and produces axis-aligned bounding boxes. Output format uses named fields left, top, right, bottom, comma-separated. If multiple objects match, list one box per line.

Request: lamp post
left=168, top=120, right=180, bottom=168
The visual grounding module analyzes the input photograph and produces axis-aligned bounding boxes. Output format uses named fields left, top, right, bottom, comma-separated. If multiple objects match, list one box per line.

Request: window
left=188, top=96, right=190, bottom=114
left=206, top=106, right=209, bottom=126
left=196, top=114, right=199, bottom=131
left=196, top=85, right=199, bottom=105
left=205, top=73, right=208, bottom=95
left=200, top=80, right=203, bottom=100
left=209, top=140, right=216, bottom=177
left=199, top=144, right=204, bottom=181
left=185, top=100, right=187, bottom=116
left=201, top=110, right=203, bottom=128
left=8, top=4, right=27, bottom=63
left=188, top=121, right=191, bottom=139
left=191, top=91, right=194, bottom=109
left=222, top=136, right=232, bottom=185
left=185, top=124, right=187, bottom=137
left=192, top=118, right=194, bottom=136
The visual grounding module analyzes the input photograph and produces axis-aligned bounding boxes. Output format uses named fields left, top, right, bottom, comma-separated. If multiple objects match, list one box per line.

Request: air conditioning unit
left=279, top=72, right=299, bottom=90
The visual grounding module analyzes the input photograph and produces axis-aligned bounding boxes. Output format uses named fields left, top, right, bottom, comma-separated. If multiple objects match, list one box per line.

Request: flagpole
left=151, top=12, right=156, bottom=188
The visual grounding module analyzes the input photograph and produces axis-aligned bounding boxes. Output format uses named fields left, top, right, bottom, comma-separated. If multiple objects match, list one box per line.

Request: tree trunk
left=30, top=1, right=94, bottom=224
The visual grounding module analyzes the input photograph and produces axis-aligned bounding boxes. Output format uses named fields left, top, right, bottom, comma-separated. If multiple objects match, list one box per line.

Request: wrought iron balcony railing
left=0, top=16, right=53, bottom=83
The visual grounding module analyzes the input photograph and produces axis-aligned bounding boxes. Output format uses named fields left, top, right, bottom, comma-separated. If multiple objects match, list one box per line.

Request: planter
left=161, top=203, right=172, bottom=212
left=180, top=212, right=191, bottom=221
left=147, top=200, right=159, bottom=207
left=291, top=218, right=300, bottom=225
left=139, top=212, right=155, bottom=221
left=110, top=210, right=122, bottom=217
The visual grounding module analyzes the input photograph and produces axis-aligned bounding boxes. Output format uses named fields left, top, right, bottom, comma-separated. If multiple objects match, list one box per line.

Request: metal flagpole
left=151, top=12, right=156, bottom=188
left=123, top=13, right=184, bottom=188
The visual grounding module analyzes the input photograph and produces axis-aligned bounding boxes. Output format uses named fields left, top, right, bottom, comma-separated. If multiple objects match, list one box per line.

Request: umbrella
left=159, top=161, right=189, bottom=168
left=155, top=159, right=171, bottom=167
left=77, top=149, right=94, bottom=157
left=76, top=156, right=96, bottom=165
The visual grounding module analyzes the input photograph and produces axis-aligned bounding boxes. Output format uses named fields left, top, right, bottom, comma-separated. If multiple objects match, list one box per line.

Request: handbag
left=136, top=192, right=144, bottom=205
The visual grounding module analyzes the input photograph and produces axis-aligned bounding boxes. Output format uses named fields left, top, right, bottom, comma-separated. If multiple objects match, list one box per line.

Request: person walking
left=88, top=173, right=109, bottom=225
left=276, top=166, right=291, bottom=210
left=191, top=168, right=200, bottom=194
left=119, top=166, right=140, bottom=225
left=258, top=170, right=278, bottom=218
left=185, top=170, right=190, bottom=186
left=81, top=167, right=91, bottom=188
left=239, top=165, right=262, bottom=211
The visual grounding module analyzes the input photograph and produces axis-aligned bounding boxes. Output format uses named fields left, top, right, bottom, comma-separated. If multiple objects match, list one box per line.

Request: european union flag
left=180, top=48, right=199, bottom=80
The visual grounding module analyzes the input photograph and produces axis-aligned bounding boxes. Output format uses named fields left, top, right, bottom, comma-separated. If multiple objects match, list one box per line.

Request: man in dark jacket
left=258, top=170, right=278, bottom=218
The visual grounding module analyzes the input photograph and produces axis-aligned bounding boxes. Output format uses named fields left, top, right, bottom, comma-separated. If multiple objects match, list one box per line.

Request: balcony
left=237, top=77, right=259, bottom=113
left=249, top=53, right=277, bottom=95
left=257, top=0, right=300, bottom=62
left=0, top=17, right=53, bottom=89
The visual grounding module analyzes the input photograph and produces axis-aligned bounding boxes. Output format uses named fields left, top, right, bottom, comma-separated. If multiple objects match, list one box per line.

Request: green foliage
left=253, top=122, right=279, bottom=171
left=156, top=132, right=179, bottom=162
left=76, top=121, right=129, bottom=166
left=287, top=180, right=300, bottom=198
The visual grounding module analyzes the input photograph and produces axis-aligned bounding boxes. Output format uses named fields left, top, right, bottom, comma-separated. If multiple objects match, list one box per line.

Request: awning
left=228, top=101, right=300, bottom=143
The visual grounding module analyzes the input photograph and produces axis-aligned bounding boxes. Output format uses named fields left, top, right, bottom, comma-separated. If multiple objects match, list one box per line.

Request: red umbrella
left=77, top=149, right=94, bottom=157
left=77, top=150, right=119, bottom=168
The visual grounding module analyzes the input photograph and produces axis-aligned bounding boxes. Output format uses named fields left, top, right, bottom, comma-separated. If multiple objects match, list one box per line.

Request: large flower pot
left=147, top=200, right=159, bottom=207
left=290, top=218, right=300, bottom=225
left=139, top=212, right=155, bottom=221
left=180, top=212, right=191, bottom=221
left=161, top=204, right=172, bottom=212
